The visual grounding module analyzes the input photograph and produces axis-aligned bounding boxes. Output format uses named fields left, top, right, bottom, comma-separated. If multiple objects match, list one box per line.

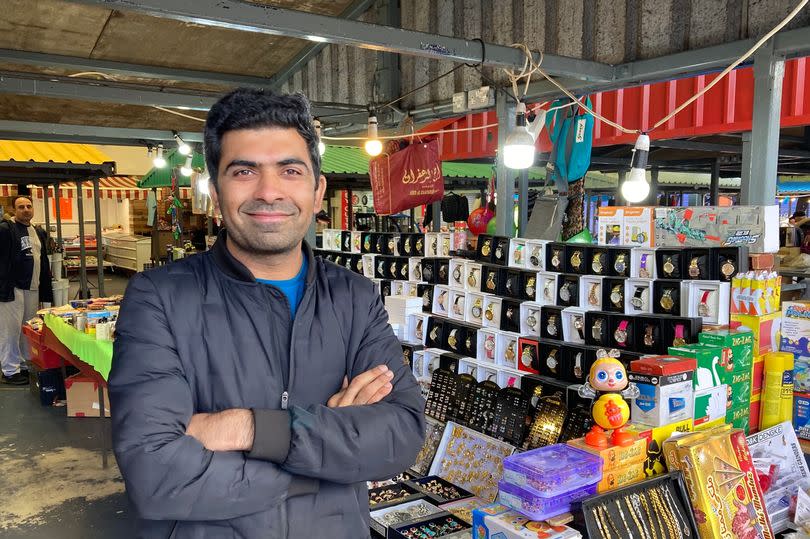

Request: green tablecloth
left=44, top=313, right=113, bottom=381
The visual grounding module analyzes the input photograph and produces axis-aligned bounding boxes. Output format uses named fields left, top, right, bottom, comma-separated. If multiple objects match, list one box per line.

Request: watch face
left=414, top=265, right=422, bottom=280
left=472, top=303, right=482, bottom=319
left=448, top=331, right=458, bottom=349
left=453, top=266, right=462, bottom=284
left=610, top=291, right=622, bottom=306
left=571, top=251, right=582, bottom=269
left=481, top=240, right=491, bottom=257
left=400, top=265, right=408, bottom=278
left=547, top=321, right=558, bottom=336
left=422, top=291, right=431, bottom=307
left=721, top=260, right=736, bottom=278
left=639, top=267, right=650, bottom=278
left=485, top=305, right=495, bottom=321
left=551, top=251, right=562, bottom=269
left=438, top=265, right=447, bottom=281
left=442, top=237, right=450, bottom=255
left=495, top=246, right=504, bottom=260
left=525, top=278, right=535, bottom=297
left=688, top=259, right=700, bottom=278
left=663, top=259, right=675, bottom=276
left=506, top=307, right=514, bottom=321
left=660, top=293, right=675, bottom=311
left=415, top=238, right=423, bottom=253
left=527, top=314, right=537, bottom=329
left=559, top=283, right=571, bottom=302
left=546, top=352, right=558, bottom=373
left=592, top=254, right=603, bottom=274
left=529, top=247, right=541, bottom=268
left=505, top=342, right=516, bottom=361
left=403, top=237, right=411, bottom=254
left=644, top=328, right=654, bottom=347
left=382, top=285, right=391, bottom=296
left=698, top=303, right=710, bottom=317
left=630, top=297, right=643, bottom=309
left=387, top=239, right=395, bottom=252
left=592, top=321, right=603, bottom=340
left=614, top=255, right=627, bottom=275
left=415, top=321, right=424, bottom=340
left=431, top=238, right=438, bottom=256
left=521, top=346, right=534, bottom=367
left=389, top=262, right=398, bottom=278
left=486, top=274, right=496, bottom=291
left=614, top=329, right=627, bottom=344
left=356, top=259, right=364, bottom=272
left=467, top=269, right=478, bottom=287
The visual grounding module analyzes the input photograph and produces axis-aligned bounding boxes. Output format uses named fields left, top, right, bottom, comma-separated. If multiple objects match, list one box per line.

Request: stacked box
left=628, top=356, right=696, bottom=427
left=472, top=504, right=582, bottom=539
left=627, top=419, right=693, bottom=477
left=730, top=311, right=782, bottom=356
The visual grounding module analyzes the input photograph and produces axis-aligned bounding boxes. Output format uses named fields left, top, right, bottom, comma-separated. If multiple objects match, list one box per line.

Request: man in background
left=0, top=196, right=53, bottom=385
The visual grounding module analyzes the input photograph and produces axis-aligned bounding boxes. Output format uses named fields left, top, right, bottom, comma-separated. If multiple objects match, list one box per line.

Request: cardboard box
left=597, top=207, right=623, bottom=246
left=596, top=462, right=646, bottom=493
left=781, top=301, right=810, bottom=357
left=65, top=373, right=110, bottom=418
left=693, top=385, right=727, bottom=427
left=727, top=405, right=753, bottom=434
left=731, top=312, right=782, bottom=356
left=566, top=436, right=647, bottom=472
left=626, top=419, right=693, bottom=477
left=795, top=393, right=810, bottom=441
left=629, top=369, right=694, bottom=427
left=750, top=253, right=776, bottom=270
left=698, top=327, right=754, bottom=373
left=472, top=504, right=581, bottom=539
left=752, top=355, right=765, bottom=395
left=727, top=369, right=753, bottom=410
left=668, top=344, right=730, bottom=390
left=750, top=393, right=762, bottom=434
left=731, top=271, right=782, bottom=316
left=796, top=356, right=810, bottom=394
left=622, top=207, right=655, bottom=248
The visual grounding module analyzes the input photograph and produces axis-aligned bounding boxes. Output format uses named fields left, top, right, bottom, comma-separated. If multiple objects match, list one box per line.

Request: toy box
left=501, top=445, right=602, bottom=496
left=693, top=385, right=727, bottom=428
left=498, top=480, right=597, bottom=520
left=796, top=356, right=810, bottom=394
left=626, top=419, right=693, bottom=477
left=565, top=436, right=647, bottom=473
left=654, top=205, right=779, bottom=253
left=731, top=312, right=782, bottom=355
left=597, top=207, right=623, bottom=246
left=668, top=344, right=731, bottom=390
left=595, top=462, right=646, bottom=493
left=622, top=207, right=655, bottom=248
left=795, top=392, right=810, bottom=441
left=781, top=301, right=810, bottom=357
left=471, top=503, right=582, bottom=539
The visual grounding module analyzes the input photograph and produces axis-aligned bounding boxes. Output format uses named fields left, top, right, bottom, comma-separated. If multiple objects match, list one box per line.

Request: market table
left=42, top=313, right=113, bottom=467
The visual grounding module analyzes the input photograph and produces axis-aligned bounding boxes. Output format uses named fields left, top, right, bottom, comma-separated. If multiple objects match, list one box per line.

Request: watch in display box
left=602, top=277, right=628, bottom=313
left=477, top=328, right=499, bottom=363
left=716, top=246, right=747, bottom=282
left=492, top=237, right=511, bottom=266
left=584, top=311, right=611, bottom=347
left=546, top=242, right=566, bottom=273
left=340, top=231, right=351, bottom=252
left=448, top=290, right=466, bottom=321
left=477, top=234, right=495, bottom=263
left=684, top=248, right=712, bottom=280
left=463, top=261, right=483, bottom=292
left=447, top=258, right=465, bottom=289
left=656, top=248, right=685, bottom=279
left=540, top=305, right=564, bottom=340
left=464, top=292, right=485, bottom=327
left=395, top=257, right=411, bottom=280
left=631, top=249, right=656, bottom=278
left=424, top=317, right=447, bottom=350
left=625, top=278, right=653, bottom=315
left=663, top=316, right=703, bottom=348
left=418, top=284, right=434, bottom=313
left=520, top=271, right=538, bottom=302
left=439, top=352, right=463, bottom=375
left=445, top=324, right=466, bottom=354
left=525, top=240, right=548, bottom=270
left=686, top=281, right=731, bottom=325
left=610, top=315, right=635, bottom=349
left=517, top=337, right=541, bottom=374
left=589, top=247, right=610, bottom=276
left=380, top=279, right=393, bottom=300
left=361, top=232, right=374, bottom=254
left=432, top=285, right=450, bottom=317
left=407, top=313, right=430, bottom=344
left=634, top=316, right=666, bottom=355
left=495, top=331, right=521, bottom=369
left=561, top=307, right=587, bottom=344
left=561, top=344, right=593, bottom=383
left=608, top=247, right=632, bottom=277
left=481, top=295, right=503, bottom=329
left=363, top=254, right=377, bottom=279
left=461, top=326, right=478, bottom=357
left=424, top=232, right=441, bottom=257
left=536, top=271, right=558, bottom=306
left=519, top=301, right=542, bottom=337
left=556, top=274, right=580, bottom=307
left=538, top=340, right=564, bottom=378
left=504, top=269, right=523, bottom=299
left=500, top=299, right=522, bottom=333
left=497, top=369, right=523, bottom=391
left=565, top=244, right=589, bottom=275
left=481, top=265, right=505, bottom=295
left=653, top=279, right=687, bottom=316
left=350, top=254, right=364, bottom=275
left=401, top=343, right=424, bottom=370
left=508, top=238, right=527, bottom=268
left=580, top=275, right=604, bottom=310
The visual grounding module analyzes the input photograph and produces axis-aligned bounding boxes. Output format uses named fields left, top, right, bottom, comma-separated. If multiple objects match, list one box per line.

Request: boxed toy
left=693, top=385, right=727, bottom=428
left=597, top=207, right=623, bottom=246
left=795, top=392, right=810, bottom=441
left=654, top=205, right=779, bottom=253
left=622, top=207, right=655, bottom=247
left=781, top=301, right=810, bottom=357
left=731, top=311, right=782, bottom=355
left=471, top=503, right=582, bottom=539
left=626, top=419, right=693, bottom=477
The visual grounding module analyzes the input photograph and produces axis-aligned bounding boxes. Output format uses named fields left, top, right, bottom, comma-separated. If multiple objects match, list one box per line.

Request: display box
left=583, top=311, right=611, bottom=347
left=685, top=280, right=731, bottom=326
left=566, top=436, right=647, bottom=472
left=794, top=392, right=810, bottom=441
left=608, top=247, right=632, bottom=278
left=626, top=420, right=693, bottom=478
left=662, top=316, right=703, bottom=349
left=397, top=232, right=420, bottom=257
left=498, top=479, right=597, bottom=520
left=667, top=343, right=730, bottom=390
left=417, top=284, right=434, bottom=313
left=602, top=277, right=627, bottom=314
left=516, top=337, right=540, bottom=374
left=492, top=237, right=511, bottom=266
left=501, top=299, right=522, bottom=334
left=609, top=314, right=635, bottom=350
left=624, top=278, right=653, bottom=315
left=656, top=248, right=686, bottom=280
left=781, top=301, right=810, bottom=357
left=596, top=462, right=646, bottom=493
left=519, top=301, right=542, bottom=337
left=560, top=308, right=586, bottom=345
left=519, top=271, right=539, bottom=302
left=589, top=246, right=610, bottom=276
left=448, top=290, right=466, bottom=322
left=498, top=368, right=523, bottom=390
left=481, top=265, right=505, bottom=296
left=445, top=325, right=468, bottom=356
left=652, top=279, right=687, bottom=316
left=698, top=327, right=754, bottom=373
left=369, top=498, right=443, bottom=537
left=716, top=246, right=748, bottom=282
left=385, top=294, right=422, bottom=327
left=407, top=476, right=475, bottom=505
left=363, top=254, right=377, bottom=279
left=564, top=244, right=588, bottom=275
left=504, top=269, right=523, bottom=300
left=464, top=291, right=485, bottom=327
left=629, top=367, right=694, bottom=428
left=632, top=316, right=666, bottom=355
left=461, top=260, right=483, bottom=293
left=538, top=340, right=564, bottom=378
left=406, top=313, right=429, bottom=345
left=555, top=274, right=578, bottom=308
left=727, top=369, right=752, bottom=409
left=424, top=232, right=441, bottom=257
left=472, top=503, right=582, bottom=539
left=545, top=242, right=566, bottom=273
left=536, top=271, right=558, bottom=306
left=425, top=317, right=447, bottom=350
left=524, top=240, right=548, bottom=271
left=683, top=248, right=713, bottom=280
left=692, top=385, right=728, bottom=427
left=431, top=285, right=450, bottom=317
left=438, top=232, right=451, bottom=257
left=508, top=238, right=527, bottom=269
left=540, top=306, right=564, bottom=341
left=65, top=373, right=110, bottom=418
left=731, top=311, right=782, bottom=355
left=727, top=404, right=753, bottom=434
left=439, top=497, right=489, bottom=525
left=561, top=344, right=591, bottom=384
left=447, top=258, right=465, bottom=290
left=579, top=275, right=604, bottom=311
left=496, top=331, right=521, bottom=370
left=481, top=295, right=503, bottom=330
left=597, top=206, right=624, bottom=246
left=622, top=207, right=655, bottom=248
left=731, top=271, right=782, bottom=316
left=349, top=254, right=364, bottom=275
left=340, top=230, right=352, bottom=253
left=477, top=234, right=495, bottom=263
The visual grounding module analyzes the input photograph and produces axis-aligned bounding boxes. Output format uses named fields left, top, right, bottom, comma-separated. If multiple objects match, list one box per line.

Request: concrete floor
left=66, top=269, right=131, bottom=300
left=0, top=386, right=133, bottom=537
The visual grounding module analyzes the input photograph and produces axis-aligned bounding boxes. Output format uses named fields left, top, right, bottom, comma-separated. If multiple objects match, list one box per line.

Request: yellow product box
left=627, top=419, right=693, bottom=477
left=596, top=462, right=646, bottom=493
left=731, top=311, right=782, bottom=356
left=693, top=417, right=725, bottom=432
left=622, top=207, right=655, bottom=248
left=566, top=436, right=647, bottom=472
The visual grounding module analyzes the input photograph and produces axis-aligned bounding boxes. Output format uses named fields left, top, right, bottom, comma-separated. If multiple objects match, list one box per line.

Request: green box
left=669, top=344, right=732, bottom=390
left=726, top=370, right=752, bottom=410
left=726, top=405, right=752, bottom=434
left=699, top=329, right=754, bottom=373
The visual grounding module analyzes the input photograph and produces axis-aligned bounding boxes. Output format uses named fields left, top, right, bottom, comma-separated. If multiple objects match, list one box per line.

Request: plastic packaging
left=761, top=351, right=794, bottom=431
left=501, top=444, right=602, bottom=496
left=497, top=479, right=597, bottom=521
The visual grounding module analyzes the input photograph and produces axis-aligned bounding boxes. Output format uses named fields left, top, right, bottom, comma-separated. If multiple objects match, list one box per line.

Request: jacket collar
left=211, top=229, right=317, bottom=284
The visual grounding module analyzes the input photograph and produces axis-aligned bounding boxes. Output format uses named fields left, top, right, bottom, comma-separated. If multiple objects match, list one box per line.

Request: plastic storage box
left=501, top=444, right=602, bottom=495
left=497, top=479, right=598, bottom=521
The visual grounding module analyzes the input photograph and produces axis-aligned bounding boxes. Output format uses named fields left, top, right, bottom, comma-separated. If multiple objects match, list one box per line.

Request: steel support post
left=76, top=181, right=89, bottom=299
left=518, top=169, right=529, bottom=236
left=54, top=183, right=63, bottom=250
left=495, top=92, right=516, bottom=237
left=92, top=178, right=105, bottom=296
left=741, top=41, right=785, bottom=205
left=709, top=160, right=721, bottom=206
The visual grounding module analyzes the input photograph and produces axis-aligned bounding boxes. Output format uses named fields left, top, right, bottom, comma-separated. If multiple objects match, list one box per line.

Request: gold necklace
left=596, top=505, right=613, bottom=539
left=624, top=496, right=647, bottom=539
left=651, top=489, right=678, bottom=539
left=641, top=491, right=664, bottom=539
left=593, top=503, right=609, bottom=539
left=602, top=504, right=621, bottom=539
left=616, top=501, right=635, bottom=539
left=635, top=493, right=657, bottom=539
left=662, top=486, right=688, bottom=538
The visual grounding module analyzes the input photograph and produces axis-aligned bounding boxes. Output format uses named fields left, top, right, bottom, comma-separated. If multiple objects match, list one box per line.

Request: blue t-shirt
left=257, top=257, right=308, bottom=319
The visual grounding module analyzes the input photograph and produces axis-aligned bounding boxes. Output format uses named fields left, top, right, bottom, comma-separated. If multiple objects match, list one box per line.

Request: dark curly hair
left=204, top=88, right=321, bottom=191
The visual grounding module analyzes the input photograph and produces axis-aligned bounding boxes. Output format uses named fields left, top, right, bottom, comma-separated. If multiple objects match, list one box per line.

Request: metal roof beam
left=67, top=0, right=614, bottom=82
left=0, top=120, right=203, bottom=146
left=652, top=138, right=810, bottom=158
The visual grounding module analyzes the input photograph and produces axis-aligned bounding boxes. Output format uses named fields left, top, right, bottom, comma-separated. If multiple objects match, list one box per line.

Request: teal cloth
left=257, top=257, right=308, bottom=319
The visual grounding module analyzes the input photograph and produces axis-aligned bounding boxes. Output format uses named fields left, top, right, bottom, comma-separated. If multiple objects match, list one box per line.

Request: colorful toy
left=578, top=349, right=639, bottom=448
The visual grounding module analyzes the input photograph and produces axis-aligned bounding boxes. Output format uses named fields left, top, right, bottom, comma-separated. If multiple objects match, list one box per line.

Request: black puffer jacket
left=110, top=231, right=425, bottom=538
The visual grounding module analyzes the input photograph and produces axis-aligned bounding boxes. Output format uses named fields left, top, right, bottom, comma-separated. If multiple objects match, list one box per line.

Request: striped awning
left=4, top=177, right=192, bottom=200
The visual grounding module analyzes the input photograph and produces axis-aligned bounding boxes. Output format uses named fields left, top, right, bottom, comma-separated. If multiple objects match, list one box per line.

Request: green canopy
left=138, top=148, right=206, bottom=189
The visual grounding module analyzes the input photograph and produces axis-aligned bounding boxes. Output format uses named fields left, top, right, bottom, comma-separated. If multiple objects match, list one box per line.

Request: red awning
left=24, top=177, right=191, bottom=200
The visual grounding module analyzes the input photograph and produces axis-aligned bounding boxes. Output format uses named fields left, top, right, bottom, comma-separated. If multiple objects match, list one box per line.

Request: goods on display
left=317, top=225, right=808, bottom=537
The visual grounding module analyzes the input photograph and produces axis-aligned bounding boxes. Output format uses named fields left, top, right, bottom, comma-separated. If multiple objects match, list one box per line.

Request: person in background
left=110, top=88, right=424, bottom=538
left=790, top=210, right=808, bottom=249
left=0, top=196, right=53, bottom=385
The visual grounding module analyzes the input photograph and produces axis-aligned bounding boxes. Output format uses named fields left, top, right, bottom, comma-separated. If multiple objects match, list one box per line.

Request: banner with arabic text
left=369, top=140, right=444, bottom=216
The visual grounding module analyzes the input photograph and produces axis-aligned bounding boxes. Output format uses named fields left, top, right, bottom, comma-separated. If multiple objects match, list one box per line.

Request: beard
left=225, top=200, right=309, bottom=256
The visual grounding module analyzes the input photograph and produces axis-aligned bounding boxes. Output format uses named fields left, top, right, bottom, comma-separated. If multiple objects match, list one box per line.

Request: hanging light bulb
left=313, top=118, right=326, bottom=156
left=620, top=134, right=651, bottom=204
left=175, top=133, right=191, bottom=156
left=503, top=102, right=536, bottom=169
left=364, top=115, right=383, bottom=157
left=153, top=144, right=167, bottom=168
left=180, top=154, right=194, bottom=177
left=197, top=170, right=210, bottom=196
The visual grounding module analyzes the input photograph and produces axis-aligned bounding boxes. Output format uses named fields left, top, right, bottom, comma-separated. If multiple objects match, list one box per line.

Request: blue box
left=794, top=393, right=810, bottom=441
left=471, top=503, right=581, bottom=538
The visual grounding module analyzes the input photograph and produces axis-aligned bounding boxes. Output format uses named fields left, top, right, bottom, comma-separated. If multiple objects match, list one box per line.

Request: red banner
left=369, top=140, right=444, bottom=216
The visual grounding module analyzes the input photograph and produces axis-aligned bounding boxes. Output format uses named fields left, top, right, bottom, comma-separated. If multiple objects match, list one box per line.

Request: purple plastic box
left=497, top=480, right=598, bottom=521
left=501, top=444, right=602, bottom=496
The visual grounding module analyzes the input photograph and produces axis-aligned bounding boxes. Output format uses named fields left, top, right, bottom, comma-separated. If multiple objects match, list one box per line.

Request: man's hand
left=327, top=365, right=394, bottom=408
left=186, top=408, right=254, bottom=452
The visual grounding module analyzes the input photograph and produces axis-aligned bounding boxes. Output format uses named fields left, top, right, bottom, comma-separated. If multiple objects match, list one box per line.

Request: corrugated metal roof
left=603, top=171, right=741, bottom=188
left=0, top=140, right=112, bottom=164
